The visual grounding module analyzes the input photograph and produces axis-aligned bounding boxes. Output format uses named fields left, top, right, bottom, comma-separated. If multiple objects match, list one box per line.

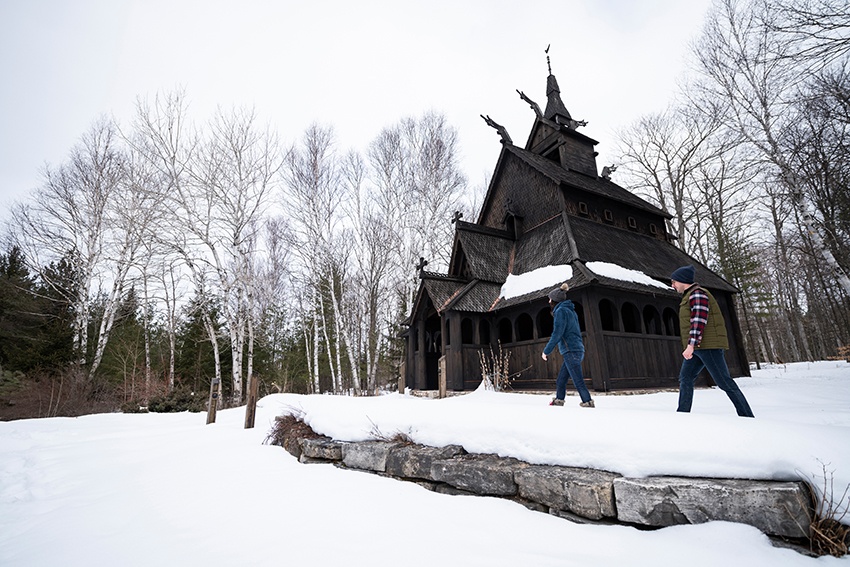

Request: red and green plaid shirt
left=688, top=287, right=709, bottom=346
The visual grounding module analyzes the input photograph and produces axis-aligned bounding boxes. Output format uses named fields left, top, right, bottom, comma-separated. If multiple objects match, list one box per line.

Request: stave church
left=401, top=62, right=749, bottom=395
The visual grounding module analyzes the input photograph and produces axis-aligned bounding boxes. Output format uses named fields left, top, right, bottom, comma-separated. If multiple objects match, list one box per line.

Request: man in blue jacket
left=541, top=283, right=595, bottom=408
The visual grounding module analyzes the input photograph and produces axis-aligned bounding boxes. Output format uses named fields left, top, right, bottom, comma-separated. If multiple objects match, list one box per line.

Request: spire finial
left=545, top=44, right=552, bottom=74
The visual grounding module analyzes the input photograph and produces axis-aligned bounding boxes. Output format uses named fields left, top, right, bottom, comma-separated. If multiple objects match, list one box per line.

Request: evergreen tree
left=174, top=294, right=232, bottom=398
left=0, top=246, right=75, bottom=372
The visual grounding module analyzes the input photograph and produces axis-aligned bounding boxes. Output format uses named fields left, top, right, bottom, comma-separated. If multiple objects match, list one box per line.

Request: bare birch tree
left=280, top=123, right=344, bottom=393
left=616, top=98, right=729, bottom=250
left=9, top=118, right=141, bottom=379
left=694, top=0, right=850, bottom=294
left=368, top=111, right=468, bottom=315
left=193, top=107, right=281, bottom=402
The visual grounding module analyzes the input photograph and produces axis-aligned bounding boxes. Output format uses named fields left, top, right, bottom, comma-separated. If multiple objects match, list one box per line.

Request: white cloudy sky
left=0, top=0, right=713, bottom=215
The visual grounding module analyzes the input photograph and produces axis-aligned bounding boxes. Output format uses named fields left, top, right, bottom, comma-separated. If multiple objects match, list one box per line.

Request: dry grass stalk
left=264, top=405, right=325, bottom=447
left=367, top=416, right=415, bottom=445
left=478, top=341, right=520, bottom=391
left=802, top=462, right=850, bottom=557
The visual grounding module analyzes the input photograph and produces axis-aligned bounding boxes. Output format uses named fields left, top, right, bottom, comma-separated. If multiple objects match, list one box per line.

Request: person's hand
left=682, top=344, right=695, bottom=360
left=541, top=352, right=548, bottom=361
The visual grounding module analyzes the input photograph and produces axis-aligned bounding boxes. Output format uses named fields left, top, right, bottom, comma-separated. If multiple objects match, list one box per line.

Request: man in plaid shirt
left=671, top=265, right=755, bottom=417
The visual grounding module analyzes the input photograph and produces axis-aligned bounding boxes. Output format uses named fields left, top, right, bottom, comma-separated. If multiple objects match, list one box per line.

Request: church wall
left=558, top=136, right=598, bottom=177
left=561, top=186, right=668, bottom=242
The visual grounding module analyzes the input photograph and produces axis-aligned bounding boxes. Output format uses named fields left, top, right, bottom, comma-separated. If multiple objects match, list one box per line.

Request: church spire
left=543, top=47, right=574, bottom=127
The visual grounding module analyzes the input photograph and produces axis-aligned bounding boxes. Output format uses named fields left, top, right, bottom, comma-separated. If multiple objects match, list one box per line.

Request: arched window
left=461, top=318, right=474, bottom=344
left=537, top=307, right=554, bottom=338
left=643, top=306, right=662, bottom=335
left=479, top=320, right=491, bottom=345
left=498, top=318, right=513, bottom=344
left=663, top=307, right=679, bottom=336
left=622, top=302, right=641, bottom=333
left=599, top=299, right=619, bottom=332
left=516, top=313, right=534, bottom=341
left=445, top=320, right=451, bottom=346
left=573, top=301, right=586, bottom=332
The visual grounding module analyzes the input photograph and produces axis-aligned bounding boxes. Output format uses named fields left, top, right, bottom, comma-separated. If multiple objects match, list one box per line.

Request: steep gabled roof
left=512, top=214, right=575, bottom=274
left=416, top=272, right=467, bottom=315
left=568, top=215, right=737, bottom=292
left=451, top=221, right=514, bottom=283
left=504, top=145, right=670, bottom=218
left=445, top=281, right=504, bottom=313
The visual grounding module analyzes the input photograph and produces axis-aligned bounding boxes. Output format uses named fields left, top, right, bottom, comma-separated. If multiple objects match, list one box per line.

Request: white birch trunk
left=88, top=257, right=134, bottom=379
left=302, top=323, right=313, bottom=394
left=318, top=289, right=337, bottom=393
left=246, top=286, right=255, bottom=399
left=329, top=283, right=360, bottom=394
left=142, top=272, right=152, bottom=400
left=202, top=312, right=222, bottom=389
left=312, top=305, right=321, bottom=393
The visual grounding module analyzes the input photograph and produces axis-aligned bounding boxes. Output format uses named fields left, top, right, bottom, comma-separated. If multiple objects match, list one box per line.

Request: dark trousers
left=677, top=348, right=754, bottom=417
left=555, top=351, right=592, bottom=404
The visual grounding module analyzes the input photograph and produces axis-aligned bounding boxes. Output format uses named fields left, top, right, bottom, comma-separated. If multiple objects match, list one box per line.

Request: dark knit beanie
left=547, top=282, right=570, bottom=303
left=670, top=264, right=696, bottom=284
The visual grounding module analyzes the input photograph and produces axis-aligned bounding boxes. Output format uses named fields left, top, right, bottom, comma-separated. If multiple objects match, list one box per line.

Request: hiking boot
left=579, top=399, right=595, bottom=408
left=549, top=398, right=565, bottom=406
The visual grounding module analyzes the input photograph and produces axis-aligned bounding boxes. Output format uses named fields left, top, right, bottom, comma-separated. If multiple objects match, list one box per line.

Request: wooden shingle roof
left=504, top=145, right=670, bottom=218
left=453, top=222, right=513, bottom=283
left=568, top=215, right=737, bottom=292
left=512, top=215, right=574, bottom=274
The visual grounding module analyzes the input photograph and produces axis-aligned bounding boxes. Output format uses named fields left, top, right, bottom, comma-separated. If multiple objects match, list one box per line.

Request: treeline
left=615, top=0, right=850, bottom=365
left=0, top=97, right=478, bottom=419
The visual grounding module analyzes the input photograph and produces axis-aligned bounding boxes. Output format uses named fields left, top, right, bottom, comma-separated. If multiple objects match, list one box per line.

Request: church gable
left=452, top=221, right=513, bottom=283
left=526, top=117, right=600, bottom=178
left=478, top=151, right=564, bottom=231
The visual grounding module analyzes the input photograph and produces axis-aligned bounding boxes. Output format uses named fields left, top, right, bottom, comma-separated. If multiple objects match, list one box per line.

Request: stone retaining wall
left=276, top=420, right=814, bottom=541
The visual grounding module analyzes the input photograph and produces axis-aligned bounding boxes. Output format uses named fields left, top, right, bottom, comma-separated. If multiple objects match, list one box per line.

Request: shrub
left=146, top=388, right=204, bottom=413
left=119, top=400, right=149, bottom=413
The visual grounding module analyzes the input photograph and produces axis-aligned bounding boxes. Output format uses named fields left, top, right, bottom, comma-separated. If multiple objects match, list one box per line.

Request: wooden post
left=206, top=378, right=220, bottom=425
left=438, top=355, right=447, bottom=399
left=244, top=376, right=260, bottom=429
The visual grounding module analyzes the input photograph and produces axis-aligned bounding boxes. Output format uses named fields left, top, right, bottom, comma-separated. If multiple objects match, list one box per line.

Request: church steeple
left=543, top=49, right=573, bottom=127
left=522, top=48, right=599, bottom=177
left=544, top=73, right=573, bottom=126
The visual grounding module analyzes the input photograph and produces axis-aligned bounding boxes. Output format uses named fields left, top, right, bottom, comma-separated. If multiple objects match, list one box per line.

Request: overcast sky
left=0, top=0, right=713, bottom=218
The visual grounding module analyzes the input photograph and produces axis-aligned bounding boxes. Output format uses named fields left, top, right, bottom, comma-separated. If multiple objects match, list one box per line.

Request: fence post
left=244, top=376, right=260, bottom=429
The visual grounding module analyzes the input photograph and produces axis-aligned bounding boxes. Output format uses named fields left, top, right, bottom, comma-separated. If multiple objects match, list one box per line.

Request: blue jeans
left=678, top=348, right=754, bottom=417
left=556, top=351, right=591, bottom=403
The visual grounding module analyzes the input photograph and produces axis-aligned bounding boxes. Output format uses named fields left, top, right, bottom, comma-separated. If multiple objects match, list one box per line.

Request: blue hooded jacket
left=543, top=300, right=585, bottom=356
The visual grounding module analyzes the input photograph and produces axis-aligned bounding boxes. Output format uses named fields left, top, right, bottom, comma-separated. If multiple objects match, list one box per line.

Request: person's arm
left=542, top=308, right=566, bottom=358
left=688, top=288, right=709, bottom=347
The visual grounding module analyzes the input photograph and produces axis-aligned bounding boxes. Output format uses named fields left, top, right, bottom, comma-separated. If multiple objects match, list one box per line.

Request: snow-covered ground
left=1, top=361, right=849, bottom=566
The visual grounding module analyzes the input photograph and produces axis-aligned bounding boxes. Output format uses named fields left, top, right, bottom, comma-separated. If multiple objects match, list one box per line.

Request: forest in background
left=1, top=0, right=848, bottom=419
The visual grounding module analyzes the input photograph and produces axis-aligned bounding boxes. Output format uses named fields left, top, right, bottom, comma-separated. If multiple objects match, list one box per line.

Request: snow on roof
left=586, top=261, right=670, bottom=290
left=499, top=264, right=572, bottom=300
left=498, top=261, right=669, bottom=301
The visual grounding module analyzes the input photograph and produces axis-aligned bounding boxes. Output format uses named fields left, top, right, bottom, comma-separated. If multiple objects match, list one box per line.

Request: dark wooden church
left=401, top=65, right=749, bottom=395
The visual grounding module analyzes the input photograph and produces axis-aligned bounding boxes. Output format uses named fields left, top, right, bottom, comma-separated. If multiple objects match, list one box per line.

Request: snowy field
left=1, top=361, right=849, bottom=566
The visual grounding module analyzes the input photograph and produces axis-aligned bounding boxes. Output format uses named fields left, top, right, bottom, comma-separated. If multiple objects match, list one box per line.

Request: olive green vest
left=679, top=285, right=729, bottom=350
